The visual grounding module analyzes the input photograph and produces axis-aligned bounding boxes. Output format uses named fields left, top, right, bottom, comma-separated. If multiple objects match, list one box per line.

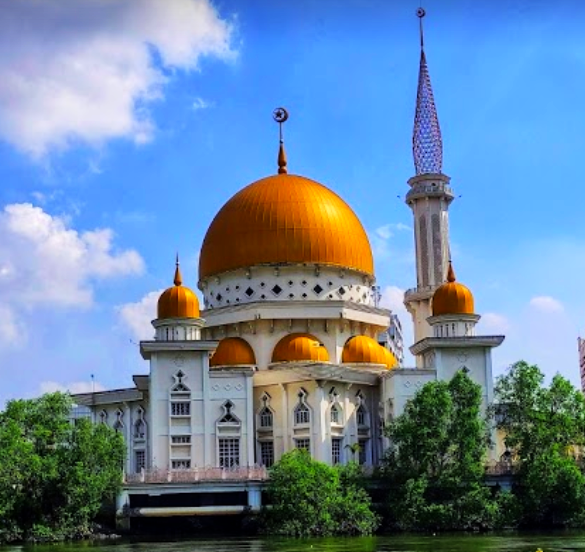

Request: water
left=5, top=534, right=585, bottom=552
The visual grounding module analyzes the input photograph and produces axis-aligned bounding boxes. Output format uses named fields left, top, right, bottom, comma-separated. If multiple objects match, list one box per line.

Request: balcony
left=125, top=465, right=269, bottom=485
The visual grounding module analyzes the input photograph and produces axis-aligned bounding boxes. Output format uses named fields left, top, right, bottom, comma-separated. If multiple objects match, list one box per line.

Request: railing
left=485, top=460, right=516, bottom=476
left=125, top=465, right=269, bottom=485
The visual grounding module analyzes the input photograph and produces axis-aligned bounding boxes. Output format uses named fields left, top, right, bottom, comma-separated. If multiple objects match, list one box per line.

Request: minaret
left=404, top=7, right=455, bottom=357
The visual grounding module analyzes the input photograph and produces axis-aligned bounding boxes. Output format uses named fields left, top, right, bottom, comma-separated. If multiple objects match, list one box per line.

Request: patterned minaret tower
left=404, top=8, right=455, bottom=359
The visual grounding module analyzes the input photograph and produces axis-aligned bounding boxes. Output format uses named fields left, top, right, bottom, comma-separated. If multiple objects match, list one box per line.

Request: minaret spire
left=413, top=7, right=443, bottom=175
left=273, top=107, right=289, bottom=174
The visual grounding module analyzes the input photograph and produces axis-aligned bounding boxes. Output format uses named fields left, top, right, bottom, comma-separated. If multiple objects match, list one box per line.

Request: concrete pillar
left=248, top=487, right=262, bottom=512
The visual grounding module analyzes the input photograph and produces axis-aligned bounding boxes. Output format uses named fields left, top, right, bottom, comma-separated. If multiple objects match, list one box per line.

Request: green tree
left=494, top=361, right=585, bottom=527
left=0, top=393, right=125, bottom=543
left=383, top=371, right=499, bottom=531
left=261, top=449, right=379, bottom=537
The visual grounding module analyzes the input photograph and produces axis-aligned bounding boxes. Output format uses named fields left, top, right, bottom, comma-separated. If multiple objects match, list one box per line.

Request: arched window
left=259, top=406, right=273, bottom=428
left=331, top=403, right=341, bottom=424
left=170, top=371, right=191, bottom=417
left=356, top=405, right=366, bottom=426
left=294, top=389, right=310, bottom=425
left=113, top=409, right=124, bottom=433
left=134, top=419, right=146, bottom=439
left=99, top=410, right=108, bottom=425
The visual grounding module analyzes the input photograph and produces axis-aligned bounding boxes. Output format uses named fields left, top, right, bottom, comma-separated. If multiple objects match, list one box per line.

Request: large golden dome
left=199, top=173, right=374, bottom=280
left=432, top=262, right=474, bottom=316
left=210, top=337, right=256, bottom=367
left=342, top=335, right=397, bottom=369
left=272, top=333, right=330, bottom=363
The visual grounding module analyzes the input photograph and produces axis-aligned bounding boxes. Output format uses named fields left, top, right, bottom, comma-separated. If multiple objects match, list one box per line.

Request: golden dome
left=342, top=335, right=397, bottom=369
left=199, top=173, right=374, bottom=279
left=210, top=337, right=256, bottom=367
left=157, top=259, right=200, bottom=319
left=432, top=262, right=474, bottom=316
left=272, top=333, right=330, bottom=363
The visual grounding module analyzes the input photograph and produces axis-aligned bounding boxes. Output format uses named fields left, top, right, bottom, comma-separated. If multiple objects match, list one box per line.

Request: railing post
left=194, top=466, right=199, bottom=482
left=140, top=467, right=145, bottom=483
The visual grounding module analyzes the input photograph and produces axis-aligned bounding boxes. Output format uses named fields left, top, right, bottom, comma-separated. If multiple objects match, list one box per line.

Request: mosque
left=74, top=9, right=505, bottom=522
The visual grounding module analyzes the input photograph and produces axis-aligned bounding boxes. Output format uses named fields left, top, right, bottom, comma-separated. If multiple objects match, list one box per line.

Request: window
left=135, top=450, right=146, bottom=473
left=171, top=435, right=191, bottom=444
left=99, top=410, right=107, bottom=424
left=219, top=438, right=240, bottom=468
left=295, top=438, right=310, bottom=452
left=358, top=439, right=368, bottom=465
left=295, top=403, right=310, bottom=425
left=171, top=460, right=191, bottom=470
left=259, top=407, right=273, bottom=428
left=134, top=419, right=146, bottom=439
left=332, top=438, right=342, bottom=465
left=260, top=441, right=274, bottom=467
left=356, top=405, right=366, bottom=426
left=331, top=404, right=341, bottom=424
left=171, top=402, right=190, bottom=416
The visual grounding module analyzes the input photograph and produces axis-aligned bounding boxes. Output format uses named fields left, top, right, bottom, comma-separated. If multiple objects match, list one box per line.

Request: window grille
left=295, top=438, right=310, bottom=452
left=171, top=460, right=191, bottom=470
left=332, top=438, right=342, bottom=464
left=260, top=441, right=274, bottom=467
left=171, top=435, right=191, bottom=444
left=357, top=405, right=366, bottom=426
left=135, top=450, right=146, bottom=473
left=171, top=402, right=190, bottom=416
left=219, top=438, right=240, bottom=468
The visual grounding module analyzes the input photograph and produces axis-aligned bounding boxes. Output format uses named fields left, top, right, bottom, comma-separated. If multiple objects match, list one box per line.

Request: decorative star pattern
left=413, top=50, right=443, bottom=175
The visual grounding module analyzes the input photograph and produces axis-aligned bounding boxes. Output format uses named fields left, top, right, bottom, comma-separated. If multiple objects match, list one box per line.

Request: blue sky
left=0, top=0, right=584, bottom=405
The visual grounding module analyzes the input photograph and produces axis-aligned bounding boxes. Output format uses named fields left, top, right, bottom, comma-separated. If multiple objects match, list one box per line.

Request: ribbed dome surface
left=272, top=333, right=330, bottom=363
left=342, top=335, right=397, bottom=369
left=210, top=337, right=256, bottom=367
left=432, top=263, right=474, bottom=316
left=157, top=263, right=200, bottom=319
left=199, top=174, right=374, bottom=279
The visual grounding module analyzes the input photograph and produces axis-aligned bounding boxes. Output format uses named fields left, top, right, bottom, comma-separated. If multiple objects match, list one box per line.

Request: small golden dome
left=157, top=258, right=200, bottom=319
left=432, top=262, right=474, bottom=316
left=342, top=335, right=397, bottom=369
left=272, top=333, right=329, bottom=363
left=199, top=174, right=374, bottom=280
left=210, top=337, right=256, bottom=367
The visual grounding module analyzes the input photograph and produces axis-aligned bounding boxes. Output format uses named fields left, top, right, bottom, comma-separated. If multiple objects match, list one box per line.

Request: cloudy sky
left=0, top=0, right=583, bottom=405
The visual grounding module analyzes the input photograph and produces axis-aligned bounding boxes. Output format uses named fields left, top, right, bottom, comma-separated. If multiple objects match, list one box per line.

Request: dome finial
left=273, top=107, right=289, bottom=174
left=417, top=6, right=426, bottom=51
left=446, top=260, right=456, bottom=283
left=174, top=253, right=183, bottom=286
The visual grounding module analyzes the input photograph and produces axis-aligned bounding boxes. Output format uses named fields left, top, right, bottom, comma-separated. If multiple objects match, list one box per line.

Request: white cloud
left=0, top=203, right=144, bottom=348
left=0, top=0, right=235, bottom=159
left=376, top=225, right=393, bottom=240
left=478, top=312, right=511, bottom=334
left=117, top=290, right=163, bottom=342
left=192, top=97, right=212, bottom=110
left=529, top=295, right=564, bottom=313
left=39, top=380, right=105, bottom=395
left=0, top=305, right=26, bottom=348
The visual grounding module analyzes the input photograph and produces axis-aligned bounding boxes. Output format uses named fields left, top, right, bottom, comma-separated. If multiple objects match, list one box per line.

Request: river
left=4, top=534, right=585, bottom=552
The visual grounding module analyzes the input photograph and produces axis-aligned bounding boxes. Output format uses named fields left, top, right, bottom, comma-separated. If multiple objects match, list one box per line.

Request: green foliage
left=0, top=392, right=125, bottom=543
left=382, top=371, right=502, bottom=531
left=261, top=449, right=379, bottom=537
left=494, top=361, right=585, bottom=527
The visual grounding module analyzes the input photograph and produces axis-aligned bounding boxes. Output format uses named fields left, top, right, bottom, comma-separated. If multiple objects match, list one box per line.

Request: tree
left=494, top=361, right=585, bottom=527
left=261, top=449, right=379, bottom=537
left=382, top=371, right=500, bottom=531
left=0, top=393, right=125, bottom=543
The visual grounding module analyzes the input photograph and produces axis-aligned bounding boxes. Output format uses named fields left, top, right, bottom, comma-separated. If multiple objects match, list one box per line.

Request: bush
left=261, top=450, right=379, bottom=537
